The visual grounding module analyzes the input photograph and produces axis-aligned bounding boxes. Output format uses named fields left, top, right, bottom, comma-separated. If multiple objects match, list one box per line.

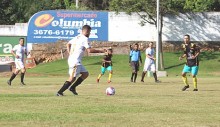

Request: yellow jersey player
left=179, top=34, right=200, bottom=91
left=97, top=48, right=113, bottom=83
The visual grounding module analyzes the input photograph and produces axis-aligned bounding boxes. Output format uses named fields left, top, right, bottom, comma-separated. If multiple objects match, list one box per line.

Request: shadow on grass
left=165, top=62, right=185, bottom=69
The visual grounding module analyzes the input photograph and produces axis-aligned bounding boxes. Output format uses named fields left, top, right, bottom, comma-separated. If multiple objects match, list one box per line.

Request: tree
left=110, top=0, right=185, bottom=70
left=184, top=0, right=220, bottom=12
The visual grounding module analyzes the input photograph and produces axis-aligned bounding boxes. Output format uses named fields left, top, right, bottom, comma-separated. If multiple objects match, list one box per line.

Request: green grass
left=0, top=52, right=220, bottom=127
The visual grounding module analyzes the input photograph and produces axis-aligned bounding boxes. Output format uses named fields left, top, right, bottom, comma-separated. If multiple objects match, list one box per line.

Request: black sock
left=57, top=81, right=71, bottom=94
left=9, top=73, right=17, bottom=82
left=141, top=72, right=146, bottom=81
left=153, top=73, right=158, bottom=81
left=131, top=73, right=135, bottom=80
left=134, top=73, right=137, bottom=82
left=21, top=73, right=25, bottom=83
left=69, top=77, right=84, bottom=90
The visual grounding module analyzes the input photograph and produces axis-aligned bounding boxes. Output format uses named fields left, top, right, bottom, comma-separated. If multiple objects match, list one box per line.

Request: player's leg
left=20, top=61, right=26, bottom=85
left=107, top=66, right=113, bottom=83
left=141, top=62, right=148, bottom=82
left=133, top=62, right=138, bottom=83
left=151, top=64, right=160, bottom=83
left=97, top=66, right=105, bottom=83
left=192, top=66, right=199, bottom=91
left=130, top=62, right=135, bottom=82
left=7, top=62, right=21, bottom=86
left=69, top=65, right=88, bottom=95
left=181, top=65, right=190, bottom=91
left=57, top=65, right=77, bottom=96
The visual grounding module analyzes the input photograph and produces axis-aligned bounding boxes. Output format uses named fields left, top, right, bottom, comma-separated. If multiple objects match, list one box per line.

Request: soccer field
left=0, top=76, right=220, bottom=127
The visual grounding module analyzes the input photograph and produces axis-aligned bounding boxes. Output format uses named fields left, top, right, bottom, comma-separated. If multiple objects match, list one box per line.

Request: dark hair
left=134, top=43, right=139, bottom=46
left=184, top=34, right=190, bottom=39
left=82, top=25, right=91, bottom=31
left=19, top=38, right=24, bottom=41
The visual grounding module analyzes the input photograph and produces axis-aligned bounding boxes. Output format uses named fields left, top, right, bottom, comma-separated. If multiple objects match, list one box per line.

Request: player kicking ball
left=141, top=42, right=160, bottom=83
left=97, top=48, right=113, bottom=83
left=56, top=25, right=105, bottom=96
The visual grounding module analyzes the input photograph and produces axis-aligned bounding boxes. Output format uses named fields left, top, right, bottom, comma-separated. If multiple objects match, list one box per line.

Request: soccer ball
left=106, top=87, right=115, bottom=96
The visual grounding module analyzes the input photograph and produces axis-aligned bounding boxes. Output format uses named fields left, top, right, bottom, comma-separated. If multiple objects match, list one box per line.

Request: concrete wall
left=0, top=12, right=220, bottom=42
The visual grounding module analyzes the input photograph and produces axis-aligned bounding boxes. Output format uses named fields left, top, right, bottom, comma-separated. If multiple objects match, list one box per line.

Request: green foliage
left=184, top=0, right=220, bottom=12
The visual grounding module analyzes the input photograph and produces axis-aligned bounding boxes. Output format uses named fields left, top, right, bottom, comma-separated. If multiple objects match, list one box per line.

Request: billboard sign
left=27, top=10, right=108, bottom=43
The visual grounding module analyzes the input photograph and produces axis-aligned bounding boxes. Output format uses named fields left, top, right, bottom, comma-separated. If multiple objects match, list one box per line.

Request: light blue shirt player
left=130, top=50, right=141, bottom=62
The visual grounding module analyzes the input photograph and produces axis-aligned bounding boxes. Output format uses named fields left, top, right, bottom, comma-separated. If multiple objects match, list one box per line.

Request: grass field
left=0, top=52, right=220, bottom=127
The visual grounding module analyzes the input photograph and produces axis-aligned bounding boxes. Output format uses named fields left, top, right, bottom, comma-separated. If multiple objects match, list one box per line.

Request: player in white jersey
left=141, top=42, right=160, bottom=83
left=7, top=38, right=28, bottom=86
left=56, top=25, right=105, bottom=96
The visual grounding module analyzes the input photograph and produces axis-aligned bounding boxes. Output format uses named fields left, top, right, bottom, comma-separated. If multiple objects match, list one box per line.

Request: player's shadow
left=84, top=62, right=102, bottom=66
left=165, top=63, right=185, bottom=69
left=43, top=68, right=68, bottom=73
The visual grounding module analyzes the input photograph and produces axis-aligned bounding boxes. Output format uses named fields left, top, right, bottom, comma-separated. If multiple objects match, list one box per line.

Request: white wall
left=0, top=12, right=220, bottom=42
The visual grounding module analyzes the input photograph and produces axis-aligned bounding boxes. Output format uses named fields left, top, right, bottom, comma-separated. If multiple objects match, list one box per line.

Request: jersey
left=68, top=34, right=91, bottom=65
left=145, top=47, right=155, bottom=64
left=12, top=44, right=26, bottom=62
left=102, top=54, right=112, bottom=68
left=182, top=43, right=199, bottom=67
left=130, top=50, right=141, bottom=62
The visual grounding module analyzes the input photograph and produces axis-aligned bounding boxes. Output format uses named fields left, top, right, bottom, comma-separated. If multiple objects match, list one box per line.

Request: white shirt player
left=12, top=44, right=26, bottom=62
left=145, top=47, right=155, bottom=64
left=68, top=34, right=91, bottom=66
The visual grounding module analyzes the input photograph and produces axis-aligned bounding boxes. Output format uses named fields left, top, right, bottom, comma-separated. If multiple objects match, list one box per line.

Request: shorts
left=143, top=63, right=156, bottom=72
left=69, top=65, right=88, bottom=77
left=182, top=65, right=199, bottom=76
left=130, top=61, right=139, bottom=72
left=15, top=61, right=25, bottom=70
left=101, top=66, right=112, bottom=74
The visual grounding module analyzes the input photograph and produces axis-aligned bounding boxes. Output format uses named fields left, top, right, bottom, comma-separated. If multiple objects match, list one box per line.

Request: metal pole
left=156, top=0, right=160, bottom=71
left=76, top=0, right=79, bottom=8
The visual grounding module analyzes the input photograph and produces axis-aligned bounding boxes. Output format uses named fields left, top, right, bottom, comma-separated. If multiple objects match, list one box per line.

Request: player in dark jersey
left=179, top=34, right=200, bottom=91
left=97, top=48, right=113, bottom=83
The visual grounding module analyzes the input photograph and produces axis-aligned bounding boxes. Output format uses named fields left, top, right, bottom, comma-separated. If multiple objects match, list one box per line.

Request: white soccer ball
left=106, top=87, right=115, bottom=96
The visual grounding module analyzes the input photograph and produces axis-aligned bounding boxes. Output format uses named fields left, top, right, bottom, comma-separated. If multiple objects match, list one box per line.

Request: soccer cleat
left=56, top=92, right=64, bottom=96
left=130, top=78, right=133, bottom=82
left=182, top=85, right=189, bottom=91
left=108, top=80, right=111, bottom=83
left=193, top=89, right=198, bottom=91
left=155, top=80, right=161, bottom=83
left=141, top=80, right=144, bottom=82
left=20, top=82, right=26, bottom=85
left=97, top=79, right=99, bottom=83
left=7, top=80, right=11, bottom=86
left=69, top=88, right=78, bottom=95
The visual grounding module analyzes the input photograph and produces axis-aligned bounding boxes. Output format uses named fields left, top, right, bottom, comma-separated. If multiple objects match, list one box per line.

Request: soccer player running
left=97, top=48, right=113, bottom=83
left=179, top=34, right=200, bottom=91
left=56, top=25, right=105, bottom=96
left=129, top=43, right=142, bottom=83
left=141, top=42, right=160, bottom=83
left=7, top=38, right=28, bottom=86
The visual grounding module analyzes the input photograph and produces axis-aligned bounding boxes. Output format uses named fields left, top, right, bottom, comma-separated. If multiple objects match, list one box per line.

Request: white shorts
left=143, top=63, right=156, bottom=72
left=68, top=65, right=87, bottom=77
left=15, top=61, right=25, bottom=70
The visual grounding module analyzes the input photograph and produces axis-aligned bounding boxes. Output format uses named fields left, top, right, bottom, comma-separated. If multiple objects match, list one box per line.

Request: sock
left=131, top=73, right=134, bottom=81
left=108, top=73, right=112, bottom=81
left=97, top=74, right=102, bottom=79
left=9, top=73, right=17, bottom=82
left=153, top=72, right=158, bottom=81
left=69, top=77, right=84, bottom=90
left=182, top=76, right=189, bottom=86
left=57, top=81, right=71, bottom=94
left=141, top=72, right=146, bottom=81
left=134, top=73, right=137, bottom=82
left=193, top=77, right=197, bottom=89
left=21, top=73, right=25, bottom=83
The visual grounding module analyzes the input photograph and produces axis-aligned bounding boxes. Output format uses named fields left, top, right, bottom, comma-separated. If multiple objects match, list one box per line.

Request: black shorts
left=131, top=61, right=139, bottom=72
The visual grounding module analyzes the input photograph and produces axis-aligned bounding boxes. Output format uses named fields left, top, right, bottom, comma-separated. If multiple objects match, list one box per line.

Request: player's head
left=82, top=25, right=91, bottom=37
left=148, top=42, right=153, bottom=48
left=107, top=48, right=113, bottom=54
left=19, top=38, right=25, bottom=46
left=184, top=34, right=190, bottom=44
left=134, top=43, right=139, bottom=50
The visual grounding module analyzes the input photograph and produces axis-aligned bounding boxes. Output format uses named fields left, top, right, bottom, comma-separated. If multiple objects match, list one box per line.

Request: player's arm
left=139, top=51, right=142, bottom=64
left=11, top=46, right=19, bottom=58
left=179, top=54, right=186, bottom=60
left=146, top=54, right=155, bottom=60
left=192, top=45, right=200, bottom=59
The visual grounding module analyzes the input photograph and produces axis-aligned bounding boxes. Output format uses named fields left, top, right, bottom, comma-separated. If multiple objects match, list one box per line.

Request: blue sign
left=27, top=10, right=108, bottom=43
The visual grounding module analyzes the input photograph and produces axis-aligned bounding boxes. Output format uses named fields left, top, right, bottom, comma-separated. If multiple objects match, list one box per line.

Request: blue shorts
left=101, top=66, right=112, bottom=74
left=182, top=65, right=199, bottom=76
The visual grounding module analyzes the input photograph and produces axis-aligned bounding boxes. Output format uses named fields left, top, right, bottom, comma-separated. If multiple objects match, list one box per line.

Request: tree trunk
left=159, top=15, right=164, bottom=70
